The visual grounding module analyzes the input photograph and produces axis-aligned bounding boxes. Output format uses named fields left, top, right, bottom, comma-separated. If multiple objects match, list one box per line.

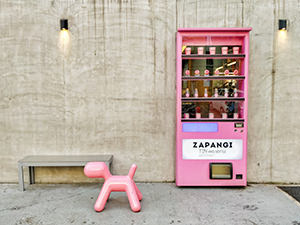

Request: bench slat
left=19, top=155, right=113, bottom=165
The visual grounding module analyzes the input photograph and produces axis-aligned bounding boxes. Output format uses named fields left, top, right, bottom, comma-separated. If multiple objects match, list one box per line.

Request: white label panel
left=182, top=139, right=243, bottom=160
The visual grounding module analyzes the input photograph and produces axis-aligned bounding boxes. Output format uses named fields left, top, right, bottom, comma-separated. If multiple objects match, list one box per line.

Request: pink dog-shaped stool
left=84, top=162, right=142, bottom=212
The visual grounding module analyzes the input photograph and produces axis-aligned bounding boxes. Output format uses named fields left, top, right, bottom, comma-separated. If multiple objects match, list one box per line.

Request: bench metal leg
left=18, top=164, right=25, bottom=191
left=29, top=166, right=35, bottom=184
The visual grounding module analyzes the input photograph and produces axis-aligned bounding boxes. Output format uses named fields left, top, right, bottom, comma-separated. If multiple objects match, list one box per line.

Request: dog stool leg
left=126, top=184, right=141, bottom=212
left=134, top=182, right=143, bottom=201
left=94, top=183, right=111, bottom=212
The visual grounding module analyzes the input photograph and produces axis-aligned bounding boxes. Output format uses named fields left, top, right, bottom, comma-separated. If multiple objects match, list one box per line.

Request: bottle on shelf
left=224, top=88, right=228, bottom=97
left=234, top=88, right=238, bottom=97
left=222, top=47, right=228, bottom=54
left=185, top=70, right=190, bottom=77
left=224, top=70, right=229, bottom=75
left=215, top=70, right=220, bottom=75
left=184, top=113, right=190, bottom=119
left=214, top=88, right=218, bottom=97
left=185, top=88, right=190, bottom=97
left=194, top=70, right=200, bottom=77
left=185, top=47, right=191, bottom=55
left=194, top=88, right=198, bottom=97
left=204, top=69, right=209, bottom=76
left=204, top=88, right=208, bottom=97
left=197, top=47, right=204, bottom=55
left=233, top=69, right=239, bottom=75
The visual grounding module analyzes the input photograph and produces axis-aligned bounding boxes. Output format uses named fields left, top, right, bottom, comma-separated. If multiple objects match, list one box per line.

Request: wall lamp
left=278, top=19, right=287, bottom=31
left=60, top=19, right=68, bottom=30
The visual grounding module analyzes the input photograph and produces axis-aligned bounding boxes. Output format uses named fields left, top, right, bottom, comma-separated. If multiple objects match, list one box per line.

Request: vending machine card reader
left=176, top=28, right=251, bottom=186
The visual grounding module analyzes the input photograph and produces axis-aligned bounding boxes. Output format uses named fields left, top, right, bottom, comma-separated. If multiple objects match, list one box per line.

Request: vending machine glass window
left=176, top=28, right=251, bottom=186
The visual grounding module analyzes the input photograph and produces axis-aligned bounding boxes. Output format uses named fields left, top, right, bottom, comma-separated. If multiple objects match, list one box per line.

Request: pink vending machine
left=176, top=28, right=251, bottom=186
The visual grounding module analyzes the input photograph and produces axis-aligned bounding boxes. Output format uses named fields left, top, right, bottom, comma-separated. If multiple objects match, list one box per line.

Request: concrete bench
left=18, top=155, right=113, bottom=191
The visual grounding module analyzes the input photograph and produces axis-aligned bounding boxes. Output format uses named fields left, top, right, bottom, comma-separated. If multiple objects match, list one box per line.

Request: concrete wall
left=0, top=0, right=299, bottom=183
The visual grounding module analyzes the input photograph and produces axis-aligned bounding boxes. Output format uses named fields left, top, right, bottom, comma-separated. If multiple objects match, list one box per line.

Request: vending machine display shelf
left=182, top=97, right=245, bottom=101
left=181, top=118, right=244, bottom=122
left=182, top=76, right=245, bottom=80
left=182, top=54, right=245, bottom=59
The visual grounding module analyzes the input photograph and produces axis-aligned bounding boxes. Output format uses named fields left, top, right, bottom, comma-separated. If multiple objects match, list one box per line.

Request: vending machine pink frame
left=176, top=28, right=251, bottom=186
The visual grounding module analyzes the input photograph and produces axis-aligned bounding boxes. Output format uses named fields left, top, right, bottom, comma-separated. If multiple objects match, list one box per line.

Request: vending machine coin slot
left=234, top=123, right=244, bottom=128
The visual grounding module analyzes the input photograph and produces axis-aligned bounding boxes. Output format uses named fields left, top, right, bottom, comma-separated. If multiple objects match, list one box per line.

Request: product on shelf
left=214, top=88, right=218, bottom=97
left=204, top=88, right=208, bottom=97
left=195, top=106, right=201, bottom=118
left=209, top=47, right=216, bottom=55
left=204, top=69, right=209, bottom=76
left=224, top=70, right=230, bottom=75
left=215, top=70, right=220, bottom=75
left=194, top=88, right=198, bottom=97
left=233, top=46, right=239, bottom=54
left=184, top=113, right=189, bottom=119
left=234, top=88, right=238, bottom=97
left=222, top=113, right=228, bottom=119
left=185, top=88, right=190, bottom=97
left=222, top=47, right=228, bottom=54
left=197, top=47, right=204, bottom=55
left=233, top=69, right=239, bottom=75
left=185, top=70, right=190, bottom=76
left=233, top=113, right=239, bottom=119
left=209, top=112, right=214, bottom=119
left=194, top=70, right=200, bottom=76
left=185, top=47, right=191, bottom=55
left=224, top=88, right=228, bottom=97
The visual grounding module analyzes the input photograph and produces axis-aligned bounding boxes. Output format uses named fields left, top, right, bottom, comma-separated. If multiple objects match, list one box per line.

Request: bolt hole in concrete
left=278, top=186, right=300, bottom=203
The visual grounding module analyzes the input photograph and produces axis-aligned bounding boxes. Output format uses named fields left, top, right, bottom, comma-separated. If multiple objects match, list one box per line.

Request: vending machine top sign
left=176, top=28, right=251, bottom=186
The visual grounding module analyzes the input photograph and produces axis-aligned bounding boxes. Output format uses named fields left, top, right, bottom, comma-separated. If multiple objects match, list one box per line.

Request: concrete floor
left=0, top=183, right=300, bottom=225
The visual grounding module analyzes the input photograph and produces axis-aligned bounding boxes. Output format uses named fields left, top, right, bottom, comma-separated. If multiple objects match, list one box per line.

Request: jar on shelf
left=197, top=47, right=204, bottom=55
left=209, top=47, right=216, bottom=55
left=233, top=47, right=239, bottom=54
left=222, top=47, right=228, bottom=54
left=222, top=113, right=228, bottom=119
left=185, top=47, right=191, bottom=55
left=233, top=113, right=239, bottom=119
